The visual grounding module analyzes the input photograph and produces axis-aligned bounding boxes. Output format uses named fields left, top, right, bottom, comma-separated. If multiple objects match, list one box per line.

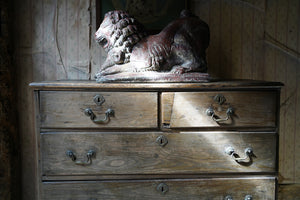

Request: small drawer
left=161, top=91, right=278, bottom=128
left=41, top=132, right=276, bottom=178
left=41, top=178, right=276, bottom=199
left=39, top=91, right=158, bottom=128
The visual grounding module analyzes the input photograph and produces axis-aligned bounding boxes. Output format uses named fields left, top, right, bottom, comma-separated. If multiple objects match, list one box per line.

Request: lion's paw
left=170, top=66, right=186, bottom=74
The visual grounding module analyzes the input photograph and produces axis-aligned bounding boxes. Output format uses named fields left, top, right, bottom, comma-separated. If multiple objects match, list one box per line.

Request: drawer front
left=41, top=132, right=276, bottom=177
left=41, top=178, right=276, bottom=199
left=161, top=91, right=278, bottom=128
left=39, top=91, right=158, bottom=128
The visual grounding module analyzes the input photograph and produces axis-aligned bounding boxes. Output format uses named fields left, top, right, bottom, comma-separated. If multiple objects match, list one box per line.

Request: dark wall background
left=0, top=0, right=20, bottom=199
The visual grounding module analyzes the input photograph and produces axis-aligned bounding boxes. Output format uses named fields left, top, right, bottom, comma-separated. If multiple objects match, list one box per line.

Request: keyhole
left=93, top=95, right=105, bottom=106
left=156, top=135, right=168, bottom=147
left=156, top=183, right=168, bottom=194
left=214, top=94, right=226, bottom=105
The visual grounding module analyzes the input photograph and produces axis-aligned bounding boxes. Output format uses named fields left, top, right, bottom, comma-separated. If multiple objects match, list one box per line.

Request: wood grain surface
left=15, top=0, right=300, bottom=199
left=41, top=177, right=276, bottom=200
left=278, top=184, right=300, bottom=200
left=29, top=80, right=283, bottom=91
left=40, top=131, right=277, bottom=177
left=39, top=91, right=158, bottom=128
left=162, top=91, right=278, bottom=128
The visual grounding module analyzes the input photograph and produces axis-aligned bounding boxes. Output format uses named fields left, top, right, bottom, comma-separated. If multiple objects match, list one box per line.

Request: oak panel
left=41, top=132, right=276, bottom=177
left=39, top=91, right=158, bottom=128
left=162, top=91, right=278, bottom=128
left=41, top=178, right=276, bottom=200
left=278, top=184, right=300, bottom=200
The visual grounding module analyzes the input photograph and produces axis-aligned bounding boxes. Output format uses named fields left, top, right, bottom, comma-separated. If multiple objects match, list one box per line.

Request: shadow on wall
left=0, top=0, right=20, bottom=199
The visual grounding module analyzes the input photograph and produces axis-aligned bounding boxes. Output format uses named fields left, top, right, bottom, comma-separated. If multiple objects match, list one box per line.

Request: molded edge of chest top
left=29, top=80, right=283, bottom=91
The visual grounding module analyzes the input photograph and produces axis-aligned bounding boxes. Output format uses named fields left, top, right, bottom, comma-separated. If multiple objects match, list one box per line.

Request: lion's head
left=95, top=10, right=147, bottom=65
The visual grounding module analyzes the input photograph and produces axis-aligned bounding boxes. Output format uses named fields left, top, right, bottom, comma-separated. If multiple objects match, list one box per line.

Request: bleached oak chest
left=30, top=80, right=282, bottom=199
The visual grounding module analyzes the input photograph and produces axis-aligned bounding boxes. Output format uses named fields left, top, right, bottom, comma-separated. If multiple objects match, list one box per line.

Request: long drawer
left=161, top=91, right=278, bottom=128
left=39, top=91, right=158, bottom=128
left=41, top=178, right=276, bottom=199
left=41, top=131, right=277, bottom=177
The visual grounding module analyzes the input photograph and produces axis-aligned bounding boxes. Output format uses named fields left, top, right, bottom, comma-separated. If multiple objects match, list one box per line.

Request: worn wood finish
left=263, top=0, right=299, bottom=185
left=39, top=91, right=158, bottom=128
left=41, top=178, right=276, bottom=200
left=31, top=81, right=280, bottom=199
left=30, top=80, right=283, bottom=91
left=194, top=0, right=300, bottom=185
left=278, top=184, right=300, bottom=200
left=34, top=91, right=41, bottom=199
left=41, top=131, right=276, bottom=177
left=162, top=91, right=278, bottom=128
left=16, top=0, right=300, bottom=199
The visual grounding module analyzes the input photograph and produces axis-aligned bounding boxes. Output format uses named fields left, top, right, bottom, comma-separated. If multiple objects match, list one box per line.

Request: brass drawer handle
left=66, top=150, right=95, bottom=166
left=84, top=108, right=114, bottom=124
left=206, top=107, right=234, bottom=122
left=224, top=195, right=253, bottom=200
left=156, top=183, right=168, bottom=195
left=244, top=195, right=253, bottom=200
left=224, top=195, right=233, bottom=200
left=225, top=146, right=253, bottom=163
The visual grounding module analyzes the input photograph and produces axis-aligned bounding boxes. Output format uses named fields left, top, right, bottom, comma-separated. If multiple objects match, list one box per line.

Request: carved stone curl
left=95, top=10, right=210, bottom=82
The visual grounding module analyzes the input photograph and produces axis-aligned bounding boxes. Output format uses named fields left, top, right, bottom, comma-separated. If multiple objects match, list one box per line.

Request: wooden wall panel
left=15, top=1, right=92, bottom=199
left=296, top=1, right=300, bottom=180
left=43, top=0, right=57, bottom=80
left=275, top=0, right=290, bottom=183
left=14, top=0, right=300, bottom=199
left=56, top=0, right=68, bottom=79
left=263, top=0, right=299, bottom=184
left=15, top=0, right=36, bottom=199
left=252, top=5, right=265, bottom=80
left=194, top=0, right=265, bottom=79
left=32, top=0, right=45, bottom=81
left=241, top=2, right=254, bottom=79
left=296, top=62, right=300, bottom=181
left=264, top=0, right=277, bottom=81
left=278, top=184, right=300, bottom=200
left=231, top=0, right=243, bottom=79
left=66, top=0, right=90, bottom=79
left=285, top=0, right=300, bottom=184
left=220, top=0, right=232, bottom=78
left=90, top=0, right=105, bottom=79
left=207, top=0, right=221, bottom=77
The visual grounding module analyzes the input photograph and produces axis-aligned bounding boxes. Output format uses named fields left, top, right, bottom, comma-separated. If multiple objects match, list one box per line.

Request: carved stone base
left=95, top=72, right=210, bottom=83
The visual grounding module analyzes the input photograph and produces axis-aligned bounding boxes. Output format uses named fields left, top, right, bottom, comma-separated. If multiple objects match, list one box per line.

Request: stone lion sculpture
left=95, top=10, right=210, bottom=82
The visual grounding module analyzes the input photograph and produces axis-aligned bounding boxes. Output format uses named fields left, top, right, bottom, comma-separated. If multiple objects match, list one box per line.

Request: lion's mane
left=104, top=10, right=148, bottom=64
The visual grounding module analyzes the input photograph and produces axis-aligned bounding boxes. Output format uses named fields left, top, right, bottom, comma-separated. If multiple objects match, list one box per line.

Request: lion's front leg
left=98, top=63, right=136, bottom=76
left=95, top=64, right=127, bottom=81
left=101, top=49, right=126, bottom=71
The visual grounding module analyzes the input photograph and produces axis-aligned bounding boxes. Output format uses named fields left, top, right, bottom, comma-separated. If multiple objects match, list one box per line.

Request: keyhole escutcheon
left=156, top=135, right=168, bottom=147
left=93, top=94, right=105, bottom=106
left=156, top=183, right=169, bottom=194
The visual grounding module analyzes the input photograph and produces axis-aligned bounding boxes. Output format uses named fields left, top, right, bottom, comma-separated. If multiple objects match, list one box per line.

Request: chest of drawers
left=30, top=80, right=282, bottom=200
